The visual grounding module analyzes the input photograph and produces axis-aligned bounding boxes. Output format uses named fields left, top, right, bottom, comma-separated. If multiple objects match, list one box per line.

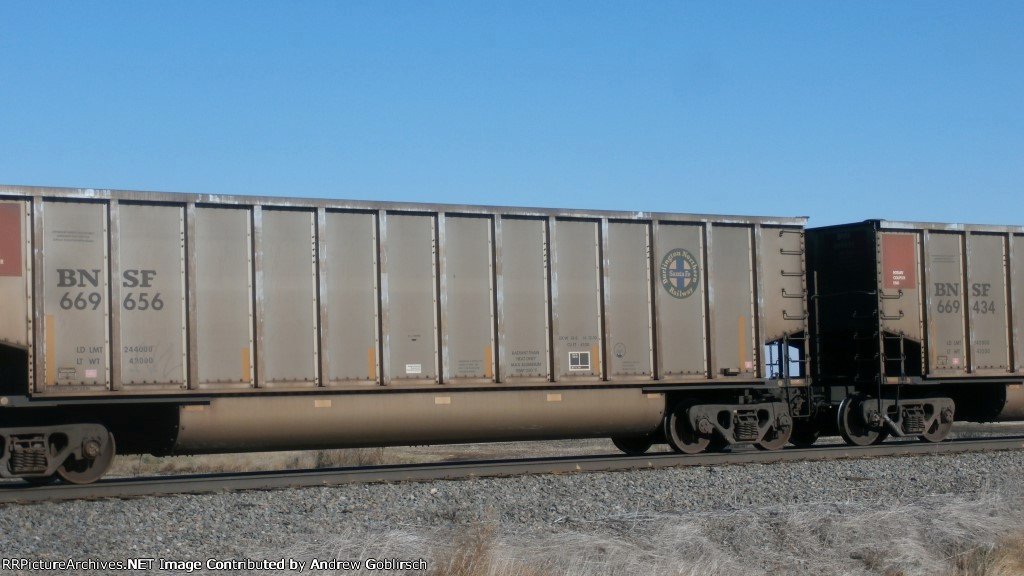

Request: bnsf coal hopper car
left=805, top=221, right=1024, bottom=446
left=0, top=185, right=810, bottom=483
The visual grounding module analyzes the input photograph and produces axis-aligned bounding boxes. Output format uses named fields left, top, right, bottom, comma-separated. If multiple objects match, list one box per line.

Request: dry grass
left=105, top=424, right=1024, bottom=573
left=436, top=523, right=500, bottom=576
left=245, top=492, right=1024, bottom=576
left=952, top=534, right=1024, bottom=576
left=986, top=536, right=1024, bottom=576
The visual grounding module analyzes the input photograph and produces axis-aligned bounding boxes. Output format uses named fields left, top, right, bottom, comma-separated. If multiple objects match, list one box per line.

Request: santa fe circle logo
left=660, top=249, right=699, bottom=299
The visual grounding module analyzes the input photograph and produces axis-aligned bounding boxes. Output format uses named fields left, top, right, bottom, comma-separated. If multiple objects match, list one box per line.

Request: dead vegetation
left=951, top=534, right=1024, bottom=576
left=105, top=428, right=1024, bottom=574
left=259, top=492, right=1024, bottom=576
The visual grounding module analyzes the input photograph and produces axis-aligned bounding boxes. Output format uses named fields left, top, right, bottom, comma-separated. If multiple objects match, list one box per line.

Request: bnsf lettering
left=122, top=270, right=163, bottom=312
left=934, top=282, right=963, bottom=314
left=122, top=269, right=157, bottom=288
left=968, top=283, right=997, bottom=315
left=56, top=268, right=159, bottom=287
left=56, top=268, right=102, bottom=287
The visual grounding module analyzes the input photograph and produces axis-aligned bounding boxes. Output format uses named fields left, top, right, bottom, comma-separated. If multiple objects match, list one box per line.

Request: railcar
left=804, top=220, right=1024, bottom=445
left=0, top=185, right=809, bottom=483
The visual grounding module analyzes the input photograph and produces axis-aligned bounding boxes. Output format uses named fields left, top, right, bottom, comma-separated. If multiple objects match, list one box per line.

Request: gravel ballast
left=3, top=448, right=1024, bottom=575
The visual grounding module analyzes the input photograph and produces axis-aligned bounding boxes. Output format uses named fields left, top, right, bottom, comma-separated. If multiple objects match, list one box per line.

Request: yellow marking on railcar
left=368, top=347, right=377, bottom=381
left=738, top=316, right=746, bottom=373
left=45, top=315, right=55, bottom=385
left=592, top=344, right=600, bottom=375
left=434, top=396, right=451, bottom=405
left=547, top=393, right=562, bottom=402
left=646, top=393, right=662, bottom=399
left=183, top=405, right=205, bottom=412
left=242, top=347, right=251, bottom=383
left=484, top=346, right=493, bottom=379
left=314, top=399, right=332, bottom=408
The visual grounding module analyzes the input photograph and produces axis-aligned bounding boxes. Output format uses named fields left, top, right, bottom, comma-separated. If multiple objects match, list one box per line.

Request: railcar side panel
left=498, top=218, right=550, bottom=381
left=42, top=201, right=110, bottom=390
left=324, top=211, right=379, bottom=385
left=1014, top=235, right=1024, bottom=373
left=810, top=221, right=1023, bottom=383
left=261, top=209, right=318, bottom=386
left=878, top=232, right=923, bottom=341
left=552, top=219, right=602, bottom=380
left=758, top=227, right=807, bottom=344
left=442, top=215, right=495, bottom=382
left=1, top=186, right=811, bottom=400
left=606, top=221, right=653, bottom=379
left=117, top=204, right=187, bottom=387
left=654, top=223, right=707, bottom=378
left=924, top=232, right=968, bottom=375
left=0, top=201, right=30, bottom=349
left=710, top=225, right=757, bottom=377
left=382, top=214, right=438, bottom=384
left=195, top=207, right=254, bottom=387
left=966, top=233, right=1010, bottom=373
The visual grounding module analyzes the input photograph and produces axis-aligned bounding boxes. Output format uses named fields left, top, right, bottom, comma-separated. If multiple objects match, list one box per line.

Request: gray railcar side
left=0, top=185, right=808, bottom=482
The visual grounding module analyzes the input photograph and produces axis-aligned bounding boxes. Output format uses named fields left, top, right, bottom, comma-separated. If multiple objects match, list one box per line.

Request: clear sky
left=2, top=2, right=1021, bottom=226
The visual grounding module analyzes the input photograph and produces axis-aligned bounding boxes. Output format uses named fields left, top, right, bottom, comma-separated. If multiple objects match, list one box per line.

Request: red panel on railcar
left=0, top=203, right=22, bottom=277
left=882, top=233, right=917, bottom=289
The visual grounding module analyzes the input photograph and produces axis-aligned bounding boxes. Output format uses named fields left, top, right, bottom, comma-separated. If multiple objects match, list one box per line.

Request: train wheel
left=57, top=432, right=116, bottom=485
left=919, top=419, right=953, bottom=443
left=788, top=421, right=820, bottom=447
left=611, top=435, right=654, bottom=455
left=755, top=421, right=792, bottom=451
left=837, top=398, right=888, bottom=447
left=665, top=400, right=710, bottom=454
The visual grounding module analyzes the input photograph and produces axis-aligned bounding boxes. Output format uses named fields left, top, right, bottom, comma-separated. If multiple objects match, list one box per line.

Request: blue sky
left=2, top=2, right=1021, bottom=225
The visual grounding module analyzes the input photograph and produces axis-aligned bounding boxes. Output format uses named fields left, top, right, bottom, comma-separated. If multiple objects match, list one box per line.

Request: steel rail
left=3, top=436, right=1024, bottom=505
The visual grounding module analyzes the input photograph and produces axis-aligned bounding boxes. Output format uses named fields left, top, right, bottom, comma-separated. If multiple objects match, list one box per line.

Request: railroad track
left=3, top=436, right=1024, bottom=505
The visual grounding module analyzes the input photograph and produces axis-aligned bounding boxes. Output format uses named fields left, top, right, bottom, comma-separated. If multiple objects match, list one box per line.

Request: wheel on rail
left=919, top=418, right=953, bottom=443
left=57, top=432, right=116, bottom=485
left=837, top=397, right=889, bottom=447
left=664, top=399, right=710, bottom=454
left=788, top=421, right=820, bottom=448
left=611, top=435, right=655, bottom=455
left=755, top=419, right=793, bottom=451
